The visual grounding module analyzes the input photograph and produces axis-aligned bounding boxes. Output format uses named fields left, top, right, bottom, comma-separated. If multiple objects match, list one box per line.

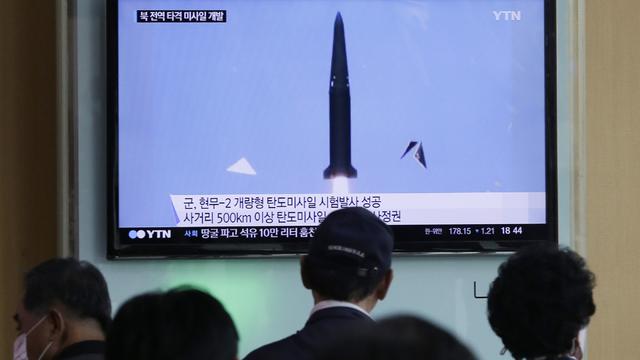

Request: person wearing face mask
left=487, top=245, right=596, bottom=360
left=13, top=258, right=112, bottom=360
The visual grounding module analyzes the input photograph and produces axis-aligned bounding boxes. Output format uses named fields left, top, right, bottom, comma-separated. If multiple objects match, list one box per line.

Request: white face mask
left=13, top=315, right=53, bottom=360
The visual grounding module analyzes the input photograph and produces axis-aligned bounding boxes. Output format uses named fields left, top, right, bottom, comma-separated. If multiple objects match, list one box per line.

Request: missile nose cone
left=331, top=12, right=348, bottom=88
left=333, top=12, right=344, bottom=39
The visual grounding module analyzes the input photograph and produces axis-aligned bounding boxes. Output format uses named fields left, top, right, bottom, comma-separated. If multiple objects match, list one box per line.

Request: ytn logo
left=493, top=10, right=522, bottom=21
left=128, top=229, right=172, bottom=239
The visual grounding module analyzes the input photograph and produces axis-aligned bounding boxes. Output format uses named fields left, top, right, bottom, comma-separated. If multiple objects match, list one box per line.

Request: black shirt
left=54, top=340, right=106, bottom=360
left=244, top=307, right=374, bottom=360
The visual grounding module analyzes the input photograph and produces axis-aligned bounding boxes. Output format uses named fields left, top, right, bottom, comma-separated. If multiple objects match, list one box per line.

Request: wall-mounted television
left=108, top=0, right=557, bottom=258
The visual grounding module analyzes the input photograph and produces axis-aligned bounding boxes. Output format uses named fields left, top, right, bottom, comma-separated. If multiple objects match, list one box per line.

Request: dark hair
left=23, top=257, right=112, bottom=332
left=487, top=245, right=596, bottom=359
left=302, top=255, right=386, bottom=301
left=106, top=287, right=239, bottom=360
left=317, top=315, right=477, bottom=360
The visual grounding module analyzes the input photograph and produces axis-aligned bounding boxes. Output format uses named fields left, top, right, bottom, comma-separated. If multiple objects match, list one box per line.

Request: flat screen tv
left=108, top=0, right=557, bottom=258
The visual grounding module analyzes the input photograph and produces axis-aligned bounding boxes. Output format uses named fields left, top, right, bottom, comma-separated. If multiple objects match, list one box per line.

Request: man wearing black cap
left=244, top=207, right=394, bottom=360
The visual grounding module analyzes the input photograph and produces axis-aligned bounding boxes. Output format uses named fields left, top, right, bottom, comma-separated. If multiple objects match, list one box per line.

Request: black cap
left=308, top=207, right=394, bottom=277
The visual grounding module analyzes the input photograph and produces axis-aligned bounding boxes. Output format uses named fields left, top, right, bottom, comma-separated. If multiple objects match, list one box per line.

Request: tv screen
left=108, top=0, right=557, bottom=258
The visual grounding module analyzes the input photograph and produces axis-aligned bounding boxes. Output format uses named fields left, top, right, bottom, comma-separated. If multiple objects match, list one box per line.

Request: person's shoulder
left=56, top=340, right=106, bottom=360
left=63, top=355, right=104, bottom=360
left=243, top=308, right=371, bottom=360
left=243, top=335, right=298, bottom=360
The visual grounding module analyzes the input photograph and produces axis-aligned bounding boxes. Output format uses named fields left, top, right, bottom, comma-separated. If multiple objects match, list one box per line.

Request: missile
left=324, top=12, right=358, bottom=180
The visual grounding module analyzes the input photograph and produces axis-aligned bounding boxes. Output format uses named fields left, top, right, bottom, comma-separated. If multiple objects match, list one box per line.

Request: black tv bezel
left=106, top=0, right=558, bottom=259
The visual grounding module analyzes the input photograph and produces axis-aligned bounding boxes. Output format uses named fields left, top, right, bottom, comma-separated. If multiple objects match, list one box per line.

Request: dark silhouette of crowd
left=12, top=207, right=595, bottom=360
